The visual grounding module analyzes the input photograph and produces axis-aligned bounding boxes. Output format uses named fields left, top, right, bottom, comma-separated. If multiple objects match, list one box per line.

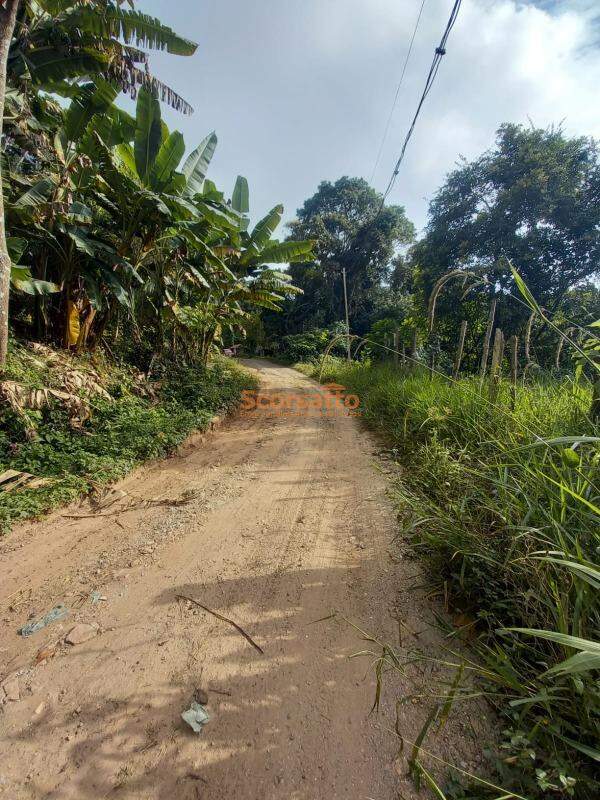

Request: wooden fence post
left=393, top=331, right=400, bottom=367
left=452, top=320, right=467, bottom=380
left=429, top=351, right=436, bottom=379
left=480, top=298, right=497, bottom=381
left=489, top=328, right=505, bottom=402
left=509, top=335, right=518, bottom=410
left=411, top=329, right=418, bottom=361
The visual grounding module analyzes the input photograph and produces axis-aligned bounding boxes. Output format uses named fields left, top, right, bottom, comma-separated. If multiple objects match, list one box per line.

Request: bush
left=278, top=326, right=348, bottom=363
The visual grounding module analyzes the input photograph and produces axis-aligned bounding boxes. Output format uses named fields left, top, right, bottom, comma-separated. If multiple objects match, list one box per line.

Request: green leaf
left=544, top=651, right=600, bottom=677
left=500, top=627, right=600, bottom=655
left=249, top=205, right=283, bottom=252
left=134, top=87, right=162, bottom=184
left=114, top=143, right=138, bottom=181
left=536, top=557, right=600, bottom=590
left=7, top=237, right=27, bottom=264
left=151, top=131, right=185, bottom=190
left=258, top=240, right=315, bottom=264
left=22, top=47, right=109, bottom=85
left=61, top=227, right=116, bottom=259
left=87, top=104, right=136, bottom=149
left=186, top=265, right=210, bottom=289
left=231, top=175, right=249, bottom=213
left=542, top=472, right=600, bottom=516
left=139, top=188, right=171, bottom=217
left=98, top=267, right=131, bottom=308
left=513, top=436, right=600, bottom=451
left=182, top=132, right=217, bottom=197
left=58, top=6, right=198, bottom=57
left=13, top=178, right=55, bottom=209
left=202, top=179, right=223, bottom=202
left=66, top=202, right=93, bottom=224
left=161, top=194, right=200, bottom=220
left=558, top=734, right=600, bottom=763
left=64, top=79, right=118, bottom=143
left=509, top=262, right=541, bottom=315
left=11, top=265, right=60, bottom=295
left=195, top=201, right=240, bottom=231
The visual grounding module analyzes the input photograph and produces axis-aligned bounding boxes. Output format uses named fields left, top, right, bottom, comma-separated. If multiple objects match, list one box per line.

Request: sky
left=136, top=0, right=600, bottom=236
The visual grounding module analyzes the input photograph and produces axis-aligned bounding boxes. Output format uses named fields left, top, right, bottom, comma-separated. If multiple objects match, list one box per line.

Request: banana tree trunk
left=0, top=0, right=20, bottom=367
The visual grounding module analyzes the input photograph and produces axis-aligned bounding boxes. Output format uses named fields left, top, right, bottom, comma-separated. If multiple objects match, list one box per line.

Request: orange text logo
left=240, top=383, right=361, bottom=417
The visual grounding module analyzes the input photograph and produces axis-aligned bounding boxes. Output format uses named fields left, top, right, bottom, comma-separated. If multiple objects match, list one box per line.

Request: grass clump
left=302, top=357, right=600, bottom=800
left=0, top=342, right=258, bottom=532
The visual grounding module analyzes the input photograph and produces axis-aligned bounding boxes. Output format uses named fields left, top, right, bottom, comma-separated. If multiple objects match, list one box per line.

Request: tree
left=414, top=124, right=600, bottom=339
left=0, top=0, right=21, bottom=366
left=0, top=0, right=198, bottom=366
left=282, top=177, right=414, bottom=335
left=172, top=180, right=311, bottom=363
left=3, top=71, right=311, bottom=365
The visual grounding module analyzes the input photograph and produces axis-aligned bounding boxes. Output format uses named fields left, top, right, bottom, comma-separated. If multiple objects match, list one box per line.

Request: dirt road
left=0, top=361, right=485, bottom=799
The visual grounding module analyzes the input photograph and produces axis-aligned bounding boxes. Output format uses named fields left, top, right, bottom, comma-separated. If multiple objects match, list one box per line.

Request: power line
left=369, top=0, right=427, bottom=185
left=379, top=0, right=463, bottom=209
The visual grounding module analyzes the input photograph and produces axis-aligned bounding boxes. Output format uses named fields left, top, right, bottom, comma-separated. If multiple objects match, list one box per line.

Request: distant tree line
left=265, top=124, right=600, bottom=371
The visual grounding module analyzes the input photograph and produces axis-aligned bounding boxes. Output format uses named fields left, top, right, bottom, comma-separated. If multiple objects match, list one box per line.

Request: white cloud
left=141, top=0, right=600, bottom=232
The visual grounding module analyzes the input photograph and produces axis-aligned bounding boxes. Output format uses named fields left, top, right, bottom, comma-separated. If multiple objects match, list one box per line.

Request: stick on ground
left=176, top=594, right=264, bottom=654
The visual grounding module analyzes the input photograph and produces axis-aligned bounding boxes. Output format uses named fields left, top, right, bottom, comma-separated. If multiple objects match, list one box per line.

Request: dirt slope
left=0, top=361, right=487, bottom=799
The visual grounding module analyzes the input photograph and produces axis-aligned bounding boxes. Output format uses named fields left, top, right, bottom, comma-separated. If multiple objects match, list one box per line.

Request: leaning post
left=489, top=328, right=505, bottom=402
left=452, top=320, right=468, bottom=380
left=480, top=298, right=497, bottom=381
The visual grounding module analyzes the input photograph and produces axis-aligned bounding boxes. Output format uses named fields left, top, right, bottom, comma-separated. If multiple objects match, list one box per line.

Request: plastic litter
left=19, top=605, right=68, bottom=637
left=181, top=702, right=210, bottom=734
left=90, top=591, right=106, bottom=605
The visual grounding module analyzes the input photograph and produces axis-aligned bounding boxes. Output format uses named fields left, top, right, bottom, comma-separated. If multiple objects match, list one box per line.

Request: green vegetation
left=0, top=1, right=312, bottom=369
left=0, top=341, right=257, bottom=531
left=280, top=177, right=414, bottom=333
left=0, top=2, right=308, bottom=532
left=300, top=356, right=599, bottom=799
left=0, top=4, right=598, bottom=797
left=264, top=126, right=600, bottom=370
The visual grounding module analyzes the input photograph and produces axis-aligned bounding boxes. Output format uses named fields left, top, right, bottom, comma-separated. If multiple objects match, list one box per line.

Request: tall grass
left=303, top=358, right=600, bottom=799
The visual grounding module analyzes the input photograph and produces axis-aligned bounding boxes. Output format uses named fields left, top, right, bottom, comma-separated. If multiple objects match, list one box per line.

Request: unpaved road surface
left=0, top=361, right=486, bottom=799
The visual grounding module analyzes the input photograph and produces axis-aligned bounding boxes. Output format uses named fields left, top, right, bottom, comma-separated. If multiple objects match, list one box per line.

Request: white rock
left=65, top=623, right=99, bottom=645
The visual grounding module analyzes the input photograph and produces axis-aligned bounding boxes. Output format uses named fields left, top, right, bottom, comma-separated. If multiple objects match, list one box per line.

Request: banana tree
left=8, top=0, right=197, bottom=112
left=6, top=79, right=140, bottom=346
left=0, top=0, right=198, bottom=364
left=167, top=181, right=313, bottom=363
left=90, top=86, right=241, bottom=356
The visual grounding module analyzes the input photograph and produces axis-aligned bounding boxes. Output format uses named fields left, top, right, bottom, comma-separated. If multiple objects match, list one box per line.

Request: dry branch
left=176, top=594, right=264, bottom=654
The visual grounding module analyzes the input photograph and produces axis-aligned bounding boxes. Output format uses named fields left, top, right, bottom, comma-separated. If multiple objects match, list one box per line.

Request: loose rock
left=65, top=623, right=98, bottom=645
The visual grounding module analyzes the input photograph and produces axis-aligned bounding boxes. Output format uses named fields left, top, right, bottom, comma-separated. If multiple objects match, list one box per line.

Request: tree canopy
left=414, top=123, right=600, bottom=318
left=281, top=177, right=415, bottom=335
